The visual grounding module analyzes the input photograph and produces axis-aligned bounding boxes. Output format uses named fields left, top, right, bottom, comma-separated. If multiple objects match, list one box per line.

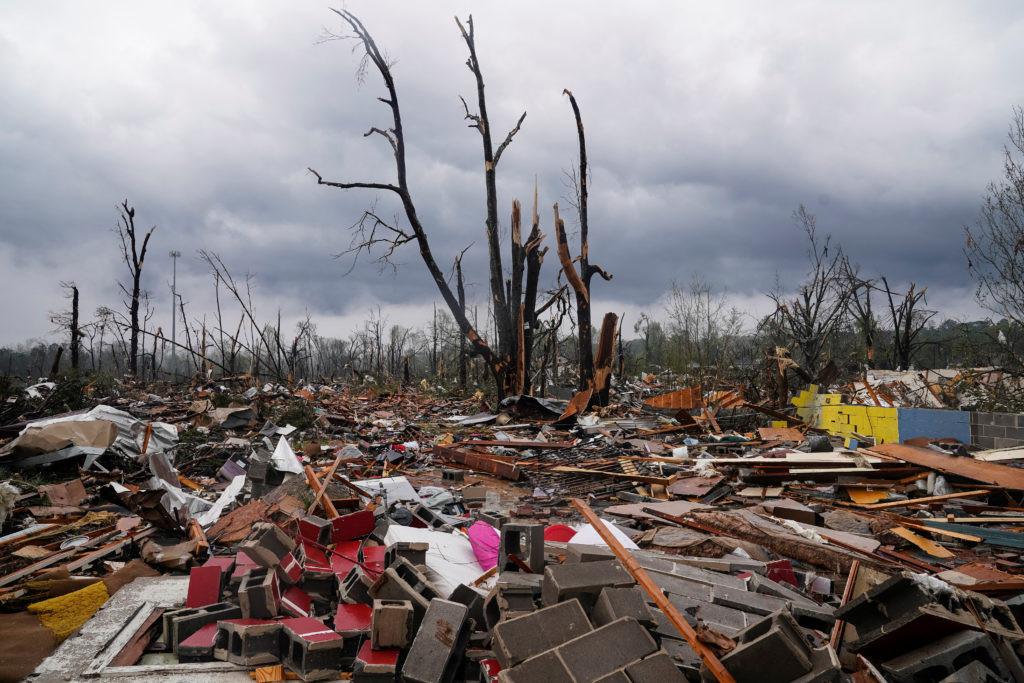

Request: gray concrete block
left=712, top=610, right=812, bottom=683
left=213, top=619, right=282, bottom=665
left=238, top=568, right=280, bottom=619
left=369, top=556, right=442, bottom=629
left=448, top=583, right=487, bottom=629
left=937, top=660, right=1003, bottom=683
left=624, top=650, right=688, bottom=682
left=994, top=412, right=1018, bottom=427
left=167, top=602, right=243, bottom=653
left=497, top=649, right=574, bottom=683
left=338, top=564, right=374, bottom=605
left=499, top=524, right=545, bottom=573
left=591, top=586, right=654, bottom=629
left=881, top=629, right=1007, bottom=682
left=491, top=598, right=593, bottom=669
left=566, top=542, right=616, bottom=563
left=542, top=559, right=634, bottom=609
left=384, top=540, right=428, bottom=568
left=478, top=511, right=509, bottom=529
left=371, top=599, right=413, bottom=650
left=710, top=582, right=792, bottom=617
left=279, top=616, right=345, bottom=682
left=554, top=617, right=659, bottom=682
left=238, top=521, right=296, bottom=569
left=402, top=599, right=471, bottom=683
left=661, top=593, right=755, bottom=637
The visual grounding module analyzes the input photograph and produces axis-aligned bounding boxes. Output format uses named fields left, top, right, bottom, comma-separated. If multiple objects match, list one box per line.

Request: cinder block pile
left=156, top=510, right=875, bottom=682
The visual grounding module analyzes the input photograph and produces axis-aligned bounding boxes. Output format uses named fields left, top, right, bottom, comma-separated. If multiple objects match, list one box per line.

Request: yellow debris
left=28, top=580, right=109, bottom=642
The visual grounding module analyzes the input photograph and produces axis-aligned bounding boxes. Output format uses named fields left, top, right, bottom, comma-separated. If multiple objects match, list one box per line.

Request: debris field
left=2, top=377, right=1024, bottom=682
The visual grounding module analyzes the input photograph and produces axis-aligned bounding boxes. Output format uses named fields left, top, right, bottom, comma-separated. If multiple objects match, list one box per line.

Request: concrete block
left=402, top=599, right=471, bottom=683
left=279, top=616, right=345, bottom=681
left=334, top=602, right=373, bottom=664
left=499, top=524, right=545, bottom=574
left=557, top=617, right=659, bottom=681
left=449, top=583, right=487, bottom=629
left=462, top=485, right=488, bottom=502
left=353, top=639, right=400, bottom=681
left=478, top=511, right=509, bottom=529
left=177, top=622, right=219, bottom=662
left=213, top=618, right=282, bottom=666
left=709, top=582, right=792, bottom=617
left=166, top=601, right=242, bottom=654
left=938, top=660, right=1003, bottom=683
left=836, top=571, right=1024, bottom=659
left=384, top=540, right=428, bottom=568
left=711, top=610, right=812, bottom=683
left=442, top=468, right=465, bottom=483
left=881, top=629, right=1008, bottom=682
left=491, top=598, right=592, bottom=668
left=339, top=564, right=374, bottom=605
left=497, top=649, right=574, bottom=683
left=239, top=521, right=296, bottom=569
left=229, top=551, right=260, bottom=588
left=331, top=508, right=376, bottom=543
left=541, top=559, right=634, bottom=609
left=623, top=650, right=688, bottom=682
left=411, top=503, right=456, bottom=533
left=591, top=586, right=654, bottom=630
left=371, top=598, right=413, bottom=650
left=281, top=584, right=311, bottom=618
left=370, top=556, right=443, bottom=628
left=298, top=541, right=337, bottom=601
left=299, top=514, right=331, bottom=545
left=238, top=567, right=281, bottom=619
left=566, top=542, right=616, bottom=563
left=276, top=550, right=303, bottom=585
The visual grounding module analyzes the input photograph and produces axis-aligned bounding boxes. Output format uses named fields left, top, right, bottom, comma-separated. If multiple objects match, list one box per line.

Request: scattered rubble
left=2, top=377, right=1024, bottom=681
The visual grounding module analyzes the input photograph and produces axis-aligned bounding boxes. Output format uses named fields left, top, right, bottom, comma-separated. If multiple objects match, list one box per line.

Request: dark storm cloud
left=1, top=1, right=1023, bottom=345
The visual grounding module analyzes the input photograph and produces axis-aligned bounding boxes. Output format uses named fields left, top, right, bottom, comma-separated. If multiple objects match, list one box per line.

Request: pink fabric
left=466, top=520, right=500, bottom=571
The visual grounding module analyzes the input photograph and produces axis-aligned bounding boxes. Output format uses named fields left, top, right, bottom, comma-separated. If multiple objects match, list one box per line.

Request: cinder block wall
left=970, top=411, right=1024, bottom=450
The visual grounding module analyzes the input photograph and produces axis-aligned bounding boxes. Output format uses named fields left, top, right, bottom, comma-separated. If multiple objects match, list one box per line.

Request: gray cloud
left=1, top=1, right=1022, bottom=346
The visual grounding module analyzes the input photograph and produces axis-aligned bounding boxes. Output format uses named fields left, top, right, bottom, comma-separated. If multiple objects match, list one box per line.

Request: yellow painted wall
left=792, top=387, right=900, bottom=445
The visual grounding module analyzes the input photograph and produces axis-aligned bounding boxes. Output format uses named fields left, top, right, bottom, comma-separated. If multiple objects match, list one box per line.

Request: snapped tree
left=115, top=200, right=154, bottom=378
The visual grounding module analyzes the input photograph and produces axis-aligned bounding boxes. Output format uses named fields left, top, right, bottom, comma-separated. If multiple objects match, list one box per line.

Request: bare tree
left=555, top=91, right=613, bottom=393
left=882, top=278, right=936, bottom=370
left=114, top=201, right=155, bottom=377
left=763, top=205, right=849, bottom=381
left=966, top=106, right=1024, bottom=334
left=841, top=258, right=879, bottom=364
left=309, top=11, right=547, bottom=398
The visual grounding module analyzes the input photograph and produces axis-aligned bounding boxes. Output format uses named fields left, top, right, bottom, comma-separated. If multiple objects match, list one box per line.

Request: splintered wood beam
left=572, top=498, right=736, bottom=683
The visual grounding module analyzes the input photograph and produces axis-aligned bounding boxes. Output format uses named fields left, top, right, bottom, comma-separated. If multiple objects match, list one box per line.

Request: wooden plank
left=870, top=442, right=1024, bottom=490
left=890, top=526, right=955, bottom=558
left=108, top=606, right=165, bottom=667
left=550, top=466, right=673, bottom=486
left=572, top=498, right=735, bottom=683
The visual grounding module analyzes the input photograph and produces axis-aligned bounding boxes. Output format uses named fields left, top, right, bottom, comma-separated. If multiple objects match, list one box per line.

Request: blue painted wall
left=897, top=408, right=971, bottom=444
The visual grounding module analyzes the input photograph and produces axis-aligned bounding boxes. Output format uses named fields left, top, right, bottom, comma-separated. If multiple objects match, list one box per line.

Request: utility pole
left=169, top=250, right=181, bottom=380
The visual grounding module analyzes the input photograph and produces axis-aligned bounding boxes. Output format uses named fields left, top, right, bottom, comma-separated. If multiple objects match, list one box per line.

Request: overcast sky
left=1, top=1, right=1022, bottom=348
